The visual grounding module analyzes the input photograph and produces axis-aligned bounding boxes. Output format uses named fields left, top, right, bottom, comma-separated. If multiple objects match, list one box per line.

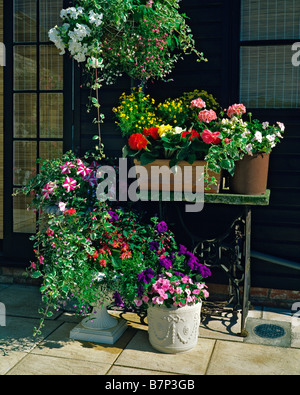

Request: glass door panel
left=13, top=0, right=37, bottom=42
left=13, top=188, right=36, bottom=233
left=13, top=45, right=37, bottom=90
left=40, top=93, right=63, bottom=138
left=12, top=0, right=64, bottom=235
left=14, top=93, right=37, bottom=138
left=40, top=45, right=63, bottom=90
left=13, top=141, right=37, bottom=185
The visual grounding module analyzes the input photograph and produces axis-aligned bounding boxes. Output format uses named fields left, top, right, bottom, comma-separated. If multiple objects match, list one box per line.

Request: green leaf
left=140, top=152, right=158, bottom=165
left=32, top=270, right=42, bottom=279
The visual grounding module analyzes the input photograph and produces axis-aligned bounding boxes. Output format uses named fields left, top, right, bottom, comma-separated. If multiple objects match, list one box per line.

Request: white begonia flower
left=173, top=126, right=183, bottom=134
left=253, top=131, right=262, bottom=143
left=262, top=122, right=269, bottom=129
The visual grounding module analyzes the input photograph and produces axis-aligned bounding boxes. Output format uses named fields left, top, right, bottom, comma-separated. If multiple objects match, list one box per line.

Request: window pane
left=13, top=141, right=37, bottom=185
left=241, top=0, right=300, bottom=41
left=40, top=45, right=63, bottom=90
left=14, top=0, right=36, bottom=42
left=40, top=0, right=63, bottom=42
left=14, top=93, right=37, bottom=138
left=39, top=141, right=63, bottom=163
left=240, top=45, right=300, bottom=108
left=13, top=188, right=36, bottom=233
left=40, top=93, right=63, bottom=138
left=14, top=45, right=37, bottom=90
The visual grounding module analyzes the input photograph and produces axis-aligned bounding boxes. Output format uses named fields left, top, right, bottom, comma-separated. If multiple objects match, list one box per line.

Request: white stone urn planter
left=147, top=301, right=202, bottom=353
left=70, top=301, right=127, bottom=345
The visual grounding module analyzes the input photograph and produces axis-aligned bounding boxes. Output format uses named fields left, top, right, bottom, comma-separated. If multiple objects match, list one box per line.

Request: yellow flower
left=157, top=124, right=172, bottom=137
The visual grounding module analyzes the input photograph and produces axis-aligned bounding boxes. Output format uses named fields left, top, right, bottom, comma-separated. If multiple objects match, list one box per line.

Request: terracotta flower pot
left=134, top=159, right=222, bottom=193
left=230, top=153, right=270, bottom=195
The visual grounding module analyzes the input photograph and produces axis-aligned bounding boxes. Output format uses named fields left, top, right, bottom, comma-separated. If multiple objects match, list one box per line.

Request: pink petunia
left=134, top=299, right=143, bottom=307
left=77, top=165, right=93, bottom=177
left=62, top=177, right=77, bottom=192
left=60, top=161, right=75, bottom=174
left=42, top=181, right=57, bottom=199
left=83, top=171, right=98, bottom=186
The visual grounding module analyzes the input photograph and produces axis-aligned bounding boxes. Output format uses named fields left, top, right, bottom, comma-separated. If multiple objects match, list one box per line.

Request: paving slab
left=6, top=353, right=111, bottom=375
left=0, top=316, right=61, bottom=375
left=107, top=366, right=178, bottom=375
left=114, top=330, right=216, bottom=375
left=206, top=340, right=300, bottom=375
left=32, top=322, right=137, bottom=365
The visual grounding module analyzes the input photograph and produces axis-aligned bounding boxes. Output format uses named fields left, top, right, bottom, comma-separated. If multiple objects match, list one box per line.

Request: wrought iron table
left=158, top=189, right=271, bottom=337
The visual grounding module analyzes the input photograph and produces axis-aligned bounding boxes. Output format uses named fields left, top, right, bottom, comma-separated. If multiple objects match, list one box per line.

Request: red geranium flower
left=182, top=129, right=199, bottom=141
left=143, top=127, right=159, bottom=140
left=128, top=133, right=148, bottom=150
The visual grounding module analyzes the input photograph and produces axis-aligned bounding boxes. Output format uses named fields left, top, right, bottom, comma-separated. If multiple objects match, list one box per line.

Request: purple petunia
left=113, top=291, right=125, bottom=307
left=186, top=251, right=200, bottom=271
left=137, top=284, right=145, bottom=297
left=159, top=257, right=173, bottom=270
left=137, top=268, right=155, bottom=284
left=149, top=241, right=160, bottom=252
left=108, top=210, right=119, bottom=221
left=157, top=221, right=168, bottom=233
left=178, top=244, right=188, bottom=256
left=198, top=264, right=211, bottom=278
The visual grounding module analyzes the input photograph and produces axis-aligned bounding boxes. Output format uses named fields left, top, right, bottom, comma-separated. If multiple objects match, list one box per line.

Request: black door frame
left=3, top=0, right=78, bottom=262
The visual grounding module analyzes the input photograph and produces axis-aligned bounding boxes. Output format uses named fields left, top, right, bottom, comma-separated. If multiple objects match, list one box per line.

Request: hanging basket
left=134, top=159, right=222, bottom=194
left=230, top=153, right=270, bottom=195
left=147, top=302, right=202, bottom=354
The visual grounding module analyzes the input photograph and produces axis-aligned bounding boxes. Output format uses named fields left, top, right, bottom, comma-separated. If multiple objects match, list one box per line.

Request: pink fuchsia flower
left=190, top=98, right=206, bottom=109
left=62, top=176, right=77, bottom=192
left=46, top=228, right=54, bottom=237
left=198, top=109, right=217, bottom=123
left=38, top=255, right=44, bottom=264
left=42, top=181, right=57, bottom=199
left=30, top=262, right=36, bottom=269
left=60, top=161, right=75, bottom=174
left=226, top=103, right=246, bottom=118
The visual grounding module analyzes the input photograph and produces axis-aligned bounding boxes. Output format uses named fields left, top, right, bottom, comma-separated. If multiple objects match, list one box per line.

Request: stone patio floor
left=0, top=283, right=300, bottom=376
